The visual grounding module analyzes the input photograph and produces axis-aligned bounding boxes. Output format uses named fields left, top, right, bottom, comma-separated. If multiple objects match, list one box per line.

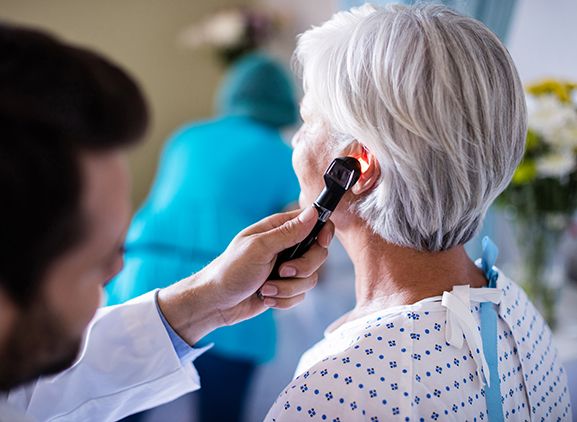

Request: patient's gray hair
left=295, top=3, right=527, bottom=251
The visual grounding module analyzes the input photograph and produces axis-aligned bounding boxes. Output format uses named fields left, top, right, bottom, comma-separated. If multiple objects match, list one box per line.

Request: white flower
left=179, top=10, right=245, bottom=49
left=554, top=118, right=577, bottom=148
left=527, top=94, right=577, bottom=148
left=536, top=151, right=576, bottom=178
left=203, top=11, right=245, bottom=48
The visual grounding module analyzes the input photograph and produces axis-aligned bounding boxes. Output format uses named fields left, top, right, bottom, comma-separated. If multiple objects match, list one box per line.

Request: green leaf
left=525, top=130, right=540, bottom=151
left=512, top=160, right=537, bottom=185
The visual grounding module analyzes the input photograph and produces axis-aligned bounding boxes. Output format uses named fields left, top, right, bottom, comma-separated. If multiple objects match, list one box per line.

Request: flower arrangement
left=179, top=7, right=283, bottom=65
left=503, top=80, right=577, bottom=207
left=497, top=79, right=577, bottom=326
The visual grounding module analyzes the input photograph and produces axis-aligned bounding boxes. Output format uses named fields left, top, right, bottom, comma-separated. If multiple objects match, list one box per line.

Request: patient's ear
left=343, top=141, right=380, bottom=195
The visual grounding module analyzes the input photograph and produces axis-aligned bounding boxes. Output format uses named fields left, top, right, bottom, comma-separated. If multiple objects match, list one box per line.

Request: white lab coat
left=1, top=291, right=204, bottom=421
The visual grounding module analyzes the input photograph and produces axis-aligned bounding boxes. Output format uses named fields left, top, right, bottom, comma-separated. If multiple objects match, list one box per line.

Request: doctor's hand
left=157, top=206, right=334, bottom=346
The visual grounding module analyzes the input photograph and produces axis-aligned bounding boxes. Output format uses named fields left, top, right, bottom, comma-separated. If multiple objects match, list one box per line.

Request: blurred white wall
left=508, top=0, right=577, bottom=83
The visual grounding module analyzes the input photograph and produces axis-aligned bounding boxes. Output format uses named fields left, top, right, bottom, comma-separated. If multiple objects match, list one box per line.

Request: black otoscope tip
left=266, top=156, right=362, bottom=281
left=317, top=157, right=362, bottom=212
left=328, top=157, right=362, bottom=189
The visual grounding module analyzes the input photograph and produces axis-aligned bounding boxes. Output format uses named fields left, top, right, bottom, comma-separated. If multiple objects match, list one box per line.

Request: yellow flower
left=527, top=79, right=575, bottom=103
left=512, top=160, right=537, bottom=184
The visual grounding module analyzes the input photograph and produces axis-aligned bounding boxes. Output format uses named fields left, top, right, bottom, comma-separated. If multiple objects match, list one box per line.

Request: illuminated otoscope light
left=358, top=156, right=369, bottom=173
left=268, top=156, right=362, bottom=280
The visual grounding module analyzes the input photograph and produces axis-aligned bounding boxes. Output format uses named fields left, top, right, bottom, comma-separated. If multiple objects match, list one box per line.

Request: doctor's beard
left=0, top=296, right=81, bottom=391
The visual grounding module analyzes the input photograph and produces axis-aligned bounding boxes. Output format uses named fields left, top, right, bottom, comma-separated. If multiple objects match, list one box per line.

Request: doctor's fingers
left=276, top=242, right=329, bottom=279
left=245, top=207, right=321, bottom=253
left=263, top=271, right=319, bottom=299
left=316, top=219, right=335, bottom=248
left=242, top=208, right=302, bottom=235
left=263, top=292, right=307, bottom=310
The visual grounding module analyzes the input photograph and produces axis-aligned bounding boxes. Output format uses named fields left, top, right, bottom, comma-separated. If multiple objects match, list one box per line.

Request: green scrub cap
left=217, top=53, right=298, bottom=128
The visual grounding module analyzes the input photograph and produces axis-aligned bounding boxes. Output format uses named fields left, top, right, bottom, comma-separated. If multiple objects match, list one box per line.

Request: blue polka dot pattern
left=265, top=271, right=571, bottom=421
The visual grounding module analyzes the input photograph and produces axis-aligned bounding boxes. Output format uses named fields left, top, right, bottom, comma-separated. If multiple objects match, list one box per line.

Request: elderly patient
left=266, top=4, right=571, bottom=421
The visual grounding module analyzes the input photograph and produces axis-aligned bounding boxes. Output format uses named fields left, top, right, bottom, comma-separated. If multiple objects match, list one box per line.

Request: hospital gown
left=266, top=270, right=572, bottom=421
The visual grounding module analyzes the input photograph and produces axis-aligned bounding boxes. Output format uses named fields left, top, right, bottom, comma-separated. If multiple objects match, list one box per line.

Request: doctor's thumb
left=262, top=206, right=318, bottom=253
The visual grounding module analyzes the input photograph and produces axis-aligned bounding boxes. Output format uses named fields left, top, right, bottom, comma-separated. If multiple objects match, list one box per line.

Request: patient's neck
left=336, top=218, right=487, bottom=320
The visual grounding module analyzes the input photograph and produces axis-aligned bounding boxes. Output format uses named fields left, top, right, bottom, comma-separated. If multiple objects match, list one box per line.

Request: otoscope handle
left=265, top=157, right=360, bottom=282
left=268, top=204, right=328, bottom=280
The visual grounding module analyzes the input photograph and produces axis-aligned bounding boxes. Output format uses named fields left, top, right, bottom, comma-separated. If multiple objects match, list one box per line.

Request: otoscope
left=268, top=156, right=362, bottom=280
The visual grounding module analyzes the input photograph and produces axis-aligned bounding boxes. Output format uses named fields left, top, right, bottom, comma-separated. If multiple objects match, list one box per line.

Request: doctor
left=0, top=23, right=332, bottom=421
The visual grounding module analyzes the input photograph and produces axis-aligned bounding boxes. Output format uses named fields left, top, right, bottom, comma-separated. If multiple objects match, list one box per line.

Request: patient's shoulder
left=265, top=359, right=399, bottom=421
left=265, top=305, right=486, bottom=421
left=265, top=336, right=414, bottom=421
left=265, top=309, right=437, bottom=421
left=296, top=304, right=448, bottom=376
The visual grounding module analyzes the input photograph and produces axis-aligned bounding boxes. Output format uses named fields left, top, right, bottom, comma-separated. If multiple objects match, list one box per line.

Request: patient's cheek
left=292, top=125, right=333, bottom=206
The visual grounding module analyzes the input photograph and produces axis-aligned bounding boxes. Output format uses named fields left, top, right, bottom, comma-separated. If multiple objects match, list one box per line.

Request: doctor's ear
left=344, top=141, right=380, bottom=195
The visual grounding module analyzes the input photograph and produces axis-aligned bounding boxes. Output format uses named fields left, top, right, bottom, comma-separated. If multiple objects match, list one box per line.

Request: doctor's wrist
left=157, top=272, right=225, bottom=346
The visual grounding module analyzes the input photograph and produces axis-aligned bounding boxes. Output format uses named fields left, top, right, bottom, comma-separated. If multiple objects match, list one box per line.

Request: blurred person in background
left=105, top=53, right=300, bottom=422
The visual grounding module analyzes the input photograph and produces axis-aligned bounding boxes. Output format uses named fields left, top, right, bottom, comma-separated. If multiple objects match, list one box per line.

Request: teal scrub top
left=106, top=115, right=300, bottom=363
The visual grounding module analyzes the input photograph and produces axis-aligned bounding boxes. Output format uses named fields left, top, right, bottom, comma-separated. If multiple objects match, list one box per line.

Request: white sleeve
left=6, top=291, right=206, bottom=422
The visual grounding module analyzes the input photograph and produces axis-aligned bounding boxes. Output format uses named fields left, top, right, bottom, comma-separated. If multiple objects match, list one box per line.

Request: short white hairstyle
left=295, top=3, right=527, bottom=251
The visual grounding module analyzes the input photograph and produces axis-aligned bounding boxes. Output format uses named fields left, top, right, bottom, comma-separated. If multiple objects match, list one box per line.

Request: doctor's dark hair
left=0, top=24, right=148, bottom=305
